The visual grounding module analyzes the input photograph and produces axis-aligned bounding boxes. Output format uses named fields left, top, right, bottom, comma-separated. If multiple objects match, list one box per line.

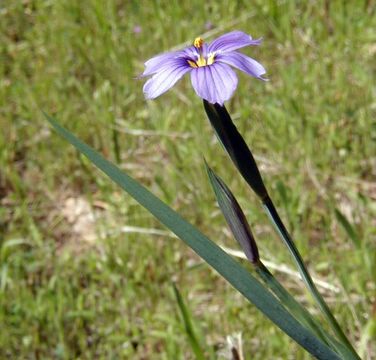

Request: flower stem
left=256, top=262, right=357, bottom=359
left=262, top=197, right=360, bottom=359
left=256, top=262, right=327, bottom=340
left=203, top=100, right=359, bottom=358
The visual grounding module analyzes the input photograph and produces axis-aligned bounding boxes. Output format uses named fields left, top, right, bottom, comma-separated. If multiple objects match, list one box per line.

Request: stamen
left=207, top=53, right=215, bottom=65
left=196, top=56, right=206, bottom=67
left=193, top=37, right=204, bottom=49
left=187, top=60, right=198, bottom=68
left=188, top=38, right=216, bottom=68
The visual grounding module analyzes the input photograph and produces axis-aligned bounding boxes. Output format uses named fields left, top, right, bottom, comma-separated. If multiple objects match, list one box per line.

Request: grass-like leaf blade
left=45, top=113, right=340, bottom=360
left=173, top=284, right=206, bottom=360
left=334, top=208, right=360, bottom=249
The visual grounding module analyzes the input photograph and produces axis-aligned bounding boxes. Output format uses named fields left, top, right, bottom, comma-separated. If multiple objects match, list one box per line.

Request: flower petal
left=208, top=31, right=262, bottom=53
left=143, top=51, right=186, bottom=77
left=217, top=52, right=267, bottom=80
left=143, top=60, right=191, bottom=100
left=190, top=63, right=238, bottom=105
left=181, top=45, right=200, bottom=60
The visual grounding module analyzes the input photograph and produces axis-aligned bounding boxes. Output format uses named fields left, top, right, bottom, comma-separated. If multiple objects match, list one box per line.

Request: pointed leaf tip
left=203, top=100, right=269, bottom=201
left=206, top=164, right=260, bottom=264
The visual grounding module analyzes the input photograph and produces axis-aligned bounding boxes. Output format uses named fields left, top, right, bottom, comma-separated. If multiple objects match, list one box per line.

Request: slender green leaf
left=45, top=113, right=341, bottom=360
left=173, top=284, right=206, bottom=360
left=334, top=208, right=360, bottom=249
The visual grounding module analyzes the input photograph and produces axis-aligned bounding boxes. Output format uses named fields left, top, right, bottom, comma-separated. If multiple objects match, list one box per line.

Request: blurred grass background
left=0, top=0, right=375, bottom=358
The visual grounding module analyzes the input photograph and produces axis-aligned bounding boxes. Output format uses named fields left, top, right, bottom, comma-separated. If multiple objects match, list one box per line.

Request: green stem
left=111, top=117, right=121, bottom=164
left=256, top=263, right=327, bottom=341
left=263, top=197, right=360, bottom=359
left=203, top=101, right=359, bottom=358
left=256, top=262, right=356, bottom=359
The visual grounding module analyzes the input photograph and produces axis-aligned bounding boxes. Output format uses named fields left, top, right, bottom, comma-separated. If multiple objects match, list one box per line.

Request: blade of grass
left=334, top=208, right=360, bottom=249
left=172, top=284, right=206, bottom=360
left=45, top=113, right=341, bottom=360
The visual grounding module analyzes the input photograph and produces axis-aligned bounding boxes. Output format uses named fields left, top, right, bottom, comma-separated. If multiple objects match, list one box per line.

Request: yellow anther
left=193, top=37, right=204, bottom=49
left=196, top=56, right=206, bottom=67
left=187, top=60, right=198, bottom=68
left=188, top=38, right=216, bottom=68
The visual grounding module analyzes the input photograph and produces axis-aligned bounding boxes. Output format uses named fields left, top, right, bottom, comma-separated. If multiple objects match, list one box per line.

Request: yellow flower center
left=188, top=37, right=215, bottom=68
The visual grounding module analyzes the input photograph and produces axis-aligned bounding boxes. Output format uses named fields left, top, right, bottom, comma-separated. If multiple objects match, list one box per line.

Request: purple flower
left=142, top=31, right=267, bottom=105
left=204, top=21, right=214, bottom=30
left=133, top=25, right=142, bottom=34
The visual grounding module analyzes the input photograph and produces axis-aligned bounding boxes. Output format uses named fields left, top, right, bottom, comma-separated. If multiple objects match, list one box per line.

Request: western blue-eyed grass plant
left=46, top=31, right=361, bottom=359
left=46, top=113, right=341, bottom=360
left=142, top=31, right=359, bottom=358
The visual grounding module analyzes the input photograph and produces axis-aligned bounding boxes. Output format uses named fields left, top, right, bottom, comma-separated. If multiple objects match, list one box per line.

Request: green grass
left=1, top=0, right=375, bottom=358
